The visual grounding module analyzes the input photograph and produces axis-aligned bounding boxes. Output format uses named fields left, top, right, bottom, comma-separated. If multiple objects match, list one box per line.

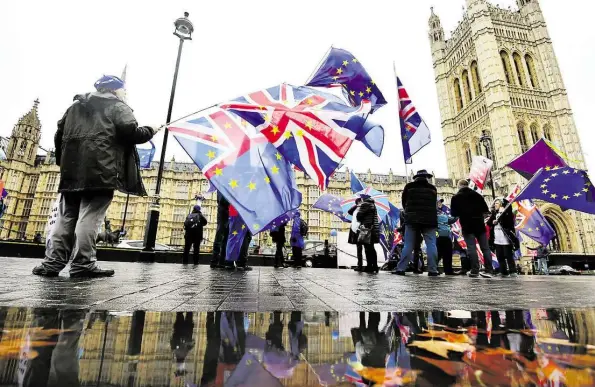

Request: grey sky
left=1, top=0, right=593, bottom=178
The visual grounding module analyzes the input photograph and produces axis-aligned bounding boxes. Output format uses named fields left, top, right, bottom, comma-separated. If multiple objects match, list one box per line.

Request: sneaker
left=392, top=270, right=406, bottom=276
left=237, top=266, right=253, bottom=271
left=32, top=265, right=59, bottom=277
left=428, top=272, right=441, bottom=277
left=479, top=272, right=493, bottom=278
left=70, top=267, right=115, bottom=278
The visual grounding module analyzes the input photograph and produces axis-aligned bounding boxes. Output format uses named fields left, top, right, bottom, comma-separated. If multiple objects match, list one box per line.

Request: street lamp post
left=479, top=130, right=496, bottom=201
left=143, top=12, right=194, bottom=252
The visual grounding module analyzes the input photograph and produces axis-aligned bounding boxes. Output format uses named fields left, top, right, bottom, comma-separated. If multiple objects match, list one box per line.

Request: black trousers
left=495, top=244, right=516, bottom=275
left=364, top=244, right=377, bottom=269
left=275, top=242, right=285, bottom=265
left=292, top=246, right=303, bottom=266
left=356, top=244, right=363, bottom=268
left=212, top=212, right=229, bottom=265
left=437, top=236, right=453, bottom=273
left=237, top=232, right=252, bottom=267
left=183, top=236, right=201, bottom=264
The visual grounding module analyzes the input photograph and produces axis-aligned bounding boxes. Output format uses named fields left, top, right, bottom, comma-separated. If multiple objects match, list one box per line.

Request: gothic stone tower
left=429, top=0, right=594, bottom=253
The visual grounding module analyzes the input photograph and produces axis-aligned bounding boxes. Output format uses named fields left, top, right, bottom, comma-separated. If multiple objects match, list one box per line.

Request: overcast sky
left=1, top=0, right=593, bottom=178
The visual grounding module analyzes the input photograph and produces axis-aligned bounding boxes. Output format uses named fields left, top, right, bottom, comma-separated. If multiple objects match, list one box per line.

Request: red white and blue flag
left=221, top=83, right=371, bottom=190
left=397, top=76, right=431, bottom=164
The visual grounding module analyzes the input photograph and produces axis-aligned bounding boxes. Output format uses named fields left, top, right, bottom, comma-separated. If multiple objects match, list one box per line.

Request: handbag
left=357, top=225, right=372, bottom=245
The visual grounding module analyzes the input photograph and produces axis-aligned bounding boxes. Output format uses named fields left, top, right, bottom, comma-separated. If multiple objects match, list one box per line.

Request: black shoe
left=32, top=265, right=59, bottom=277
left=70, top=267, right=115, bottom=278
left=237, top=266, right=253, bottom=271
left=224, top=265, right=235, bottom=271
left=210, top=262, right=219, bottom=269
left=428, top=272, right=441, bottom=277
left=444, top=271, right=460, bottom=276
left=392, top=270, right=406, bottom=276
left=468, top=271, right=480, bottom=278
left=353, top=266, right=364, bottom=272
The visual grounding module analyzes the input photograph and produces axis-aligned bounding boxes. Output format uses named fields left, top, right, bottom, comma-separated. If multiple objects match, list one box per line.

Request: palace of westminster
left=0, top=0, right=593, bottom=255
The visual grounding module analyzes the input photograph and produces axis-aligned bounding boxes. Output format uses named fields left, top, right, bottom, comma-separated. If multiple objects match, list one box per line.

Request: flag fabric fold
left=507, top=138, right=568, bottom=179
left=396, top=76, right=431, bottom=164
left=513, top=166, right=595, bottom=215
left=169, top=108, right=302, bottom=235
left=306, top=47, right=387, bottom=113
left=136, top=140, right=156, bottom=169
left=225, top=215, right=249, bottom=262
left=350, top=171, right=366, bottom=193
left=220, top=83, right=372, bottom=190
left=341, top=187, right=390, bottom=222
left=507, top=184, right=556, bottom=246
left=312, top=194, right=350, bottom=222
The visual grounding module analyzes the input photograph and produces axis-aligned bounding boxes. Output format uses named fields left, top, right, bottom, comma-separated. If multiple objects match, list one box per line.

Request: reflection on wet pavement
left=1, top=308, right=595, bottom=386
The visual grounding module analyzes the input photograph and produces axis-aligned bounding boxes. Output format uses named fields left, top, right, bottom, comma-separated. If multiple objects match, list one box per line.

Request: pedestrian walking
left=33, top=75, right=156, bottom=278
left=211, top=191, right=230, bottom=268
left=450, top=179, right=494, bottom=278
left=270, top=224, right=287, bottom=268
left=290, top=211, right=306, bottom=268
left=348, top=198, right=364, bottom=272
left=393, top=170, right=439, bottom=276
left=183, top=205, right=207, bottom=265
left=487, top=198, right=520, bottom=277
left=437, top=199, right=458, bottom=275
left=527, top=243, right=550, bottom=275
left=356, top=195, right=380, bottom=273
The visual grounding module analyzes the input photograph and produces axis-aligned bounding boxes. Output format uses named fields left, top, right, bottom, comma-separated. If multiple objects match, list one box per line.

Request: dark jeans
left=292, top=246, right=303, bottom=266
left=437, top=236, right=453, bottom=273
left=183, top=236, right=201, bottom=264
left=212, top=209, right=229, bottom=265
left=364, top=244, right=378, bottom=269
left=275, top=242, right=285, bottom=266
left=356, top=244, right=363, bottom=268
left=495, top=244, right=516, bottom=275
left=462, top=231, right=493, bottom=274
left=237, top=232, right=252, bottom=267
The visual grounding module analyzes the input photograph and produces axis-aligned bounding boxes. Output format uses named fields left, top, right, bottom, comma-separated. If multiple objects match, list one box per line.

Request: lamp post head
left=174, top=12, right=194, bottom=40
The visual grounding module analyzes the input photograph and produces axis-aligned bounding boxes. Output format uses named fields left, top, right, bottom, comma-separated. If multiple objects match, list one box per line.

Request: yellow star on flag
left=575, top=193, right=582, bottom=197
left=211, top=135, right=218, bottom=142
left=540, top=222, right=545, bottom=226
left=284, top=131, right=292, bottom=139
left=536, top=227, right=540, bottom=231
left=241, top=224, right=246, bottom=229
left=563, top=170, right=570, bottom=175
left=271, top=165, right=280, bottom=174
left=563, top=195, right=570, bottom=200
left=271, top=126, right=280, bottom=135
left=352, top=58, right=358, bottom=63
left=264, top=114, right=271, bottom=122
left=574, top=169, right=579, bottom=174
left=215, top=167, right=223, bottom=176
left=553, top=166, right=560, bottom=170
left=296, top=129, right=304, bottom=137
left=229, top=179, right=238, bottom=189
left=366, top=86, right=372, bottom=93
left=232, top=230, right=238, bottom=236
left=264, top=176, right=271, bottom=184
left=306, top=98, right=314, bottom=105
left=358, top=91, right=364, bottom=97
left=371, top=80, right=376, bottom=85
left=350, top=90, right=355, bottom=96
left=275, top=152, right=282, bottom=160
left=550, top=193, right=557, bottom=199
left=540, top=184, right=547, bottom=188
left=305, top=120, right=313, bottom=129
left=586, top=182, right=592, bottom=187
left=545, top=166, right=552, bottom=171
left=542, top=189, right=549, bottom=194
left=253, top=224, right=260, bottom=230
left=544, top=178, right=550, bottom=183
left=332, top=76, right=339, bottom=81
left=583, top=188, right=589, bottom=192
left=207, top=150, right=216, bottom=159
left=224, top=122, right=232, bottom=129
left=336, top=68, right=343, bottom=75
left=528, top=228, right=533, bottom=232
left=342, top=60, right=349, bottom=66
left=248, top=182, right=256, bottom=191
left=551, top=173, right=558, bottom=177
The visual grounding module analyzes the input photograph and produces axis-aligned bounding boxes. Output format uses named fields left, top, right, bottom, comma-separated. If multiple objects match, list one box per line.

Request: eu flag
left=136, top=140, right=155, bottom=169
left=514, top=166, right=595, bottom=215
left=226, top=215, right=248, bottom=262
left=307, top=47, right=387, bottom=113
left=350, top=171, right=366, bottom=193
left=312, top=194, right=349, bottom=222
left=170, top=108, right=302, bottom=235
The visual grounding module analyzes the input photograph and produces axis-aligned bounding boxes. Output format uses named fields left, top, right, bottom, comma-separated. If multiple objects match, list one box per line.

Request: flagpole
left=305, top=45, right=333, bottom=85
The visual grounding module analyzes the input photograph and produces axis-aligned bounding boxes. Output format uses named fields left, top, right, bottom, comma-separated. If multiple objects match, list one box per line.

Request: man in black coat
left=393, top=170, right=440, bottom=276
left=33, top=75, right=156, bottom=278
left=211, top=191, right=230, bottom=268
left=270, top=224, right=287, bottom=268
left=183, top=205, right=208, bottom=265
left=450, top=179, right=493, bottom=277
left=356, top=196, right=380, bottom=273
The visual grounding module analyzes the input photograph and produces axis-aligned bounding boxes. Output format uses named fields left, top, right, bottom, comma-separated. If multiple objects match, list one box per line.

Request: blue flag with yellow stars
left=312, top=194, right=350, bottom=222
left=514, top=166, right=595, bottom=215
left=169, top=108, right=302, bottom=235
left=226, top=215, right=248, bottom=262
left=307, top=47, right=387, bottom=113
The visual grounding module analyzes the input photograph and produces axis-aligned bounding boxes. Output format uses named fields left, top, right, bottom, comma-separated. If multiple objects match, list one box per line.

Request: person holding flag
left=487, top=198, right=520, bottom=277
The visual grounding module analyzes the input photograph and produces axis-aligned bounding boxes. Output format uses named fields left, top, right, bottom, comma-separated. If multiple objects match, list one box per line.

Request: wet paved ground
left=1, top=257, right=595, bottom=312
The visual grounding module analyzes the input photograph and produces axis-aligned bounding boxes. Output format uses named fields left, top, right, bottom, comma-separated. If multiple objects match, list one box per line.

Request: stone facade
left=429, top=0, right=594, bottom=253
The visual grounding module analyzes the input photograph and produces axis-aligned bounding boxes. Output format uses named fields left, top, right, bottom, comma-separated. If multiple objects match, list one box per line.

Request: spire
left=16, top=99, right=41, bottom=129
left=121, top=64, right=127, bottom=83
left=428, top=6, right=445, bottom=46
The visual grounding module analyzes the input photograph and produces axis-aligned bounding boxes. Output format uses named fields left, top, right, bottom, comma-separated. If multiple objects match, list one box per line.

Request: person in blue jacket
left=436, top=199, right=458, bottom=275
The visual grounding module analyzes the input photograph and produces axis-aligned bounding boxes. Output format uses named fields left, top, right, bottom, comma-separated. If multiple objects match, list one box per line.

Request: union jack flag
left=397, top=76, right=431, bottom=164
left=451, top=220, right=498, bottom=268
left=340, top=187, right=390, bottom=222
left=221, top=83, right=371, bottom=189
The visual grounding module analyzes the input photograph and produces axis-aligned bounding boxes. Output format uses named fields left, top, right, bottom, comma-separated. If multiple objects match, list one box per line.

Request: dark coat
left=487, top=201, right=520, bottom=250
left=271, top=224, right=286, bottom=245
left=347, top=204, right=360, bottom=245
left=401, top=178, right=438, bottom=227
left=184, top=210, right=208, bottom=241
left=451, top=187, right=489, bottom=235
left=55, top=92, right=154, bottom=196
left=356, top=198, right=380, bottom=244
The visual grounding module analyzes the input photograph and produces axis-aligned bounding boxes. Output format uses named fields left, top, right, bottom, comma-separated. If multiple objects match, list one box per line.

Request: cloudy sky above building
left=1, top=0, right=593, bottom=178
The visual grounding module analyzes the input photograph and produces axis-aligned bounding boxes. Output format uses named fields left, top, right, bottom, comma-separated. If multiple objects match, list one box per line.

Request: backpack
left=299, top=219, right=309, bottom=237
left=184, top=213, right=202, bottom=230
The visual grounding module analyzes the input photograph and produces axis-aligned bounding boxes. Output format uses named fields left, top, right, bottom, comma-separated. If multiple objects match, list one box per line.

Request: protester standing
left=270, top=224, right=287, bottom=268
left=348, top=198, right=364, bottom=272
left=290, top=211, right=306, bottom=268
left=450, top=179, right=493, bottom=278
left=33, top=75, right=156, bottom=278
left=393, top=170, right=439, bottom=276
left=236, top=229, right=253, bottom=271
left=183, top=205, right=208, bottom=265
left=211, top=191, right=230, bottom=268
left=488, top=198, right=520, bottom=277
left=437, top=199, right=458, bottom=275
left=356, top=195, right=380, bottom=273
left=527, top=244, right=550, bottom=275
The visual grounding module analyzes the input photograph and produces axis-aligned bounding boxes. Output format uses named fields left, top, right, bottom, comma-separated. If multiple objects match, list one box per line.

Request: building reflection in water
left=0, top=308, right=594, bottom=386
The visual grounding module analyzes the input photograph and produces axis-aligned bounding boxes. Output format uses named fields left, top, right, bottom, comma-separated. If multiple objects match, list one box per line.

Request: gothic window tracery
left=513, top=52, right=527, bottom=87
left=530, top=123, right=540, bottom=144
left=525, top=54, right=539, bottom=88
left=471, top=61, right=482, bottom=95
left=500, top=51, right=513, bottom=84
left=464, top=143, right=472, bottom=171
left=462, top=70, right=473, bottom=102
left=454, top=79, right=464, bottom=112
left=518, top=122, right=529, bottom=152
left=543, top=124, right=553, bottom=141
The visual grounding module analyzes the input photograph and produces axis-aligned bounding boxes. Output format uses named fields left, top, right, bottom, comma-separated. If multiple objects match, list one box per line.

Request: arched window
left=454, top=79, right=464, bottom=112
left=500, top=51, right=513, bottom=84
left=543, top=124, right=553, bottom=141
left=470, top=61, right=482, bottom=95
left=513, top=52, right=527, bottom=87
left=518, top=123, right=529, bottom=152
left=525, top=54, right=539, bottom=88
left=530, top=123, right=540, bottom=144
left=462, top=70, right=473, bottom=102
left=464, top=144, right=472, bottom=171
left=474, top=139, right=482, bottom=156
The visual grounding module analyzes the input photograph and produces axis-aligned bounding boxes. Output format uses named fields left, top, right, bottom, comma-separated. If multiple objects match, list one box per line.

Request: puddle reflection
left=1, top=308, right=594, bottom=386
